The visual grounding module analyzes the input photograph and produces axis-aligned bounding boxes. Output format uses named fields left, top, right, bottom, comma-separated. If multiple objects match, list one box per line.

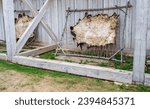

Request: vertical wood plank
left=120, top=0, right=126, bottom=50
left=65, top=0, right=76, bottom=49
left=51, top=0, right=58, bottom=42
left=125, top=0, right=131, bottom=49
left=0, top=0, right=5, bottom=41
left=57, top=0, right=66, bottom=47
left=2, top=0, right=16, bottom=61
left=97, top=0, right=104, bottom=14
left=146, top=0, right=150, bottom=50
left=130, top=0, right=136, bottom=51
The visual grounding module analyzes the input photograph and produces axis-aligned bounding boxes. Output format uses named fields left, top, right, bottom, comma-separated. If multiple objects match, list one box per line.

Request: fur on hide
left=15, top=13, right=34, bottom=39
left=71, top=13, right=119, bottom=48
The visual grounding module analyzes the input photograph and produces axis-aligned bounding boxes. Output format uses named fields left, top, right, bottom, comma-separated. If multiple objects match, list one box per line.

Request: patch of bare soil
left=0, top=70, right=103, bottom=92
left=1, top=70, right=139, bottom=92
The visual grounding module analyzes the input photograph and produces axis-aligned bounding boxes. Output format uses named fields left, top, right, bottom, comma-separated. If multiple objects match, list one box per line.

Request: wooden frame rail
left=12, top=56, right=150, bottom=86
left=19, top=44, right=58, bottom=57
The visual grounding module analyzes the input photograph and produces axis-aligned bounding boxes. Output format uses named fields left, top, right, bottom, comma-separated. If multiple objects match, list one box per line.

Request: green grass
left=64, top=59, right=74, bottom=63
left=0, top=51, right=6, bottom=53
left=99, top=61, right=133, bottom=71
left=39, top=52, right=134, bottom=71
left=0, top=59, right=150, bottom=92
left=0, top=44, right=6, bottom=53
left=0, top=59, right=81, bottom=79
left=39, top=51, right=56, bottom=60
left=79, top=60, right=89, bottom=64
left=39, top=52, right=150, bottom=73
left=99, top=55, right=150, bottom=73
left=146, top=58, right=150, bottom=73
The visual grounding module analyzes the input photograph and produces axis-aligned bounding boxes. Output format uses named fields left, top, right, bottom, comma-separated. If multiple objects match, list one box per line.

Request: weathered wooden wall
left=0, top=0, right=5, bottom=41
left=0, top=0, right=149, bottom=52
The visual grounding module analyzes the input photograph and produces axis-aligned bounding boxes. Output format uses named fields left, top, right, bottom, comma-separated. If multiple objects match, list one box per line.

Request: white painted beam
left=133, top=0, right=148, bottom=84
left=2, top=0, right=16, bottom=61
left=16, top=0, right=50, bottom=54
left=12, top=56, right=132, bottom=84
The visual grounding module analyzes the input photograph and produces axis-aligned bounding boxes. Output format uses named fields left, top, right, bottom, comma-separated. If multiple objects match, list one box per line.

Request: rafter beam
left=16, top=0, right=50, bottom=54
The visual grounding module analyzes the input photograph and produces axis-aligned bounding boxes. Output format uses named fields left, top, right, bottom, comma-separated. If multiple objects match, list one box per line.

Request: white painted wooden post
left=2, top=0, right=16, bottom=61
left=133, top=0, right=148, bottom=84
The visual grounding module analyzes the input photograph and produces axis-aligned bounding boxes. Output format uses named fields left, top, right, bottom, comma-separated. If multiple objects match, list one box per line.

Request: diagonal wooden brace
left=16, top=0, right=50, bottom=54
left=22, top=0, right=59, bottom=42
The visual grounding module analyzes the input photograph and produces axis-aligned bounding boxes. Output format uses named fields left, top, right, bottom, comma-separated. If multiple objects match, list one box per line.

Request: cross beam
left=22, top=0, right=58, bottom=42
left=16, top=0, right=59, bottom=54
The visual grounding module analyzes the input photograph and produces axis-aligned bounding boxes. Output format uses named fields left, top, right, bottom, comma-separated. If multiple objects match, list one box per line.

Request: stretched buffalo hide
left=15, top=13, right=34, bottom=39
left=71, top=13, right=119, bottom=48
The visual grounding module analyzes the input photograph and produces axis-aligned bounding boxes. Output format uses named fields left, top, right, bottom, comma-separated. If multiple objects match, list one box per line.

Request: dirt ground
left=0, top=70, right=82, bottom=92
left=0, top=61, right=150, bottom=92
left=0, top=69, right=127, bottom=92
left=0, top=70, right=107, bottom=92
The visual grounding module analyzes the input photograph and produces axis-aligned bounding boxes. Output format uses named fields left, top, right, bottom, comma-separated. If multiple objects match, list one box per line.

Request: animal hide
left=15, top=13, right=34, bottom=39
left=71, top=13, right=119, bottom=47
